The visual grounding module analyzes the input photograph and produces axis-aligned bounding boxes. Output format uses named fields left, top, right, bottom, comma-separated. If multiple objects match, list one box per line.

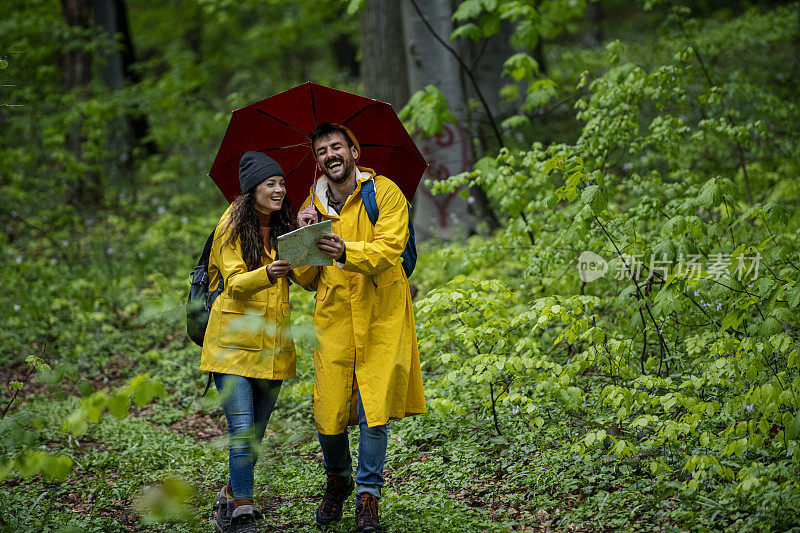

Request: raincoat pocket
left=217, top=298, right=266, bottom=350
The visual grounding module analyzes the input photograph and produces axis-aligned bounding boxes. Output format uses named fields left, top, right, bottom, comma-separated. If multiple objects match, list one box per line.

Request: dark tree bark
left=92, top=0, right=156, bottom=155
left=62, top=0, right=92, bottom=89
left=586, top=0, right=604, bottom=47
left=360, top=0, right=409, bottom=110
left=61, top=0, right=102, bottom=208
left=532, top=0, right=547, bottom=75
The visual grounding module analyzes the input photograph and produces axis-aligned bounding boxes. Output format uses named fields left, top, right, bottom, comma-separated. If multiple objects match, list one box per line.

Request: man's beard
left=323, top=157, right=355, bottom=183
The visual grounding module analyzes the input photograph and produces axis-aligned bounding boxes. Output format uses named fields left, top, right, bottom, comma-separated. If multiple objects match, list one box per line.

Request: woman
left=200, top=151, right=317, bottom=533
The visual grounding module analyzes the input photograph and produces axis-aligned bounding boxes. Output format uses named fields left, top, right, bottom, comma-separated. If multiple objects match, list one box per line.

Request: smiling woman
left=199, top=151, right=319, bottom=532
left=253, top=176, right=288, bottom=217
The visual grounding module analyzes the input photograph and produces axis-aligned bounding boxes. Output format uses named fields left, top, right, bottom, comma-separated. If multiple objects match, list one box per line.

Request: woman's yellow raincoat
left=200, top=206, right=316, bottom=379
left=301, top=167, right=426, bottom=435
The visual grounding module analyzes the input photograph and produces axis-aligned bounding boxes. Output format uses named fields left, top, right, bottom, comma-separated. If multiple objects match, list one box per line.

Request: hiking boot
left=315, top=474, right=354, bottom=528
left=214, top=486, right=234, bottom=533
left=229, top=505, right=260, bottom=533
left=355, top=492, right=383, bottom=532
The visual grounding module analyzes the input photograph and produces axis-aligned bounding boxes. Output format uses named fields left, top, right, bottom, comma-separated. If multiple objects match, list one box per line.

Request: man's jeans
left=318, top=392, right=388, bottom=499
left=214, top=373, right=282, bottom=499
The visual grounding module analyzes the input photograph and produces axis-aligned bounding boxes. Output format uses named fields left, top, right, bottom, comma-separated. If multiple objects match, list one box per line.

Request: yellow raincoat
left=200, top=205, right=316, bottom=379
left=301, top=167, right=426, bottom=435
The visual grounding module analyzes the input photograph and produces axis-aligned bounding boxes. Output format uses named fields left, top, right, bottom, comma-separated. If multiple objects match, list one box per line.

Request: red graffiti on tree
left=418, top=123, right=471, bottom=227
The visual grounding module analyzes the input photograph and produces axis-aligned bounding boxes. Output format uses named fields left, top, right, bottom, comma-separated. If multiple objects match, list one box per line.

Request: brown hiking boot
left=315, top=474, right=354, bottom=528
left=355, top=492, right=383, bottom=532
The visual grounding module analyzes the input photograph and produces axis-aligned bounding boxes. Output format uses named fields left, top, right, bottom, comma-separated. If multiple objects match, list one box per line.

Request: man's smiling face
left=313, top=131, right=358, bottom=184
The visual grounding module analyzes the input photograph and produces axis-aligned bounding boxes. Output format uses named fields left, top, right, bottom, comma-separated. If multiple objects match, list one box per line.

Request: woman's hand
left=297, top=205, right=317, bottom=227
left=267, top=259, right=292, bottom=283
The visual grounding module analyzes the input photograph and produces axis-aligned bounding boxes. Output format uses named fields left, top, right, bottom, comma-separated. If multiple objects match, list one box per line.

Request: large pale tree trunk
left=401, top=0, right=479, bottom=239
left=360, top=0, right=409, bottom=111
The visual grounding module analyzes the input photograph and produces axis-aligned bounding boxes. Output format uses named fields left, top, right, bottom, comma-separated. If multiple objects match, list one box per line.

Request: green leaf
left=503, top=53, right=539, bottom=82
left=500, top=114, right=530, bottom=129
left=344, top=0, right=364, bottom=16
left=697, top=178, right=721, bottom=208
left=62, top=409, right=88, bottom=436
left=450, top=23, right=483, bottom=42
left=41, top=455, right=73, bottom=482
left=0, top=59, right=7, bottom=70
left=133, top=379, right=167, bottom=407
left=720, top=309, right=744, bottom=332
left=398, top=86, right=457, bottom=137
left=788, top=349, right=799, bottom=369
left=543, top=157, right=564, bottom=176
left=786, top=285, right=800, bottom=308
left=108, top=391, right=131, bottom=420
left=452, top=0, right=483, bottom=21
left=787, top=410, right=800, bottom=440
left=479, top=12, right=501, bottom=37
left=581, top=185, right=605, bottom=215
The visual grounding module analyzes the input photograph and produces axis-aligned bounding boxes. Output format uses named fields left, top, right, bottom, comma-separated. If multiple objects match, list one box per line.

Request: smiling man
left=297, top=123, right=426, bottom=532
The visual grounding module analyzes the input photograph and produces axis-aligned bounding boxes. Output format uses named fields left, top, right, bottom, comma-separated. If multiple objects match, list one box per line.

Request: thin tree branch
left=1, top=343, right=47, bottom=420
left=488, top=381, right=503, bottom=436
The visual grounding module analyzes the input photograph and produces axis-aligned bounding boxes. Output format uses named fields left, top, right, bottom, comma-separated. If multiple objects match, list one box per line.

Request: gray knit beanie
left=239, top=151, right=284, bottom=194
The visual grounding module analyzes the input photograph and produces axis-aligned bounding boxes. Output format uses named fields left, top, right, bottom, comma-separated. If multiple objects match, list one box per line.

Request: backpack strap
left=360, top=179, right=379, bottom=225
left=190, top=229, right=217, bottom=289
left=202, top=373, right=213, bottom=397
left=359, top=177, right=416, bottom=278
left=314, top=204, right=323, bottom=223
left=198, top=229, right=216, bottom=266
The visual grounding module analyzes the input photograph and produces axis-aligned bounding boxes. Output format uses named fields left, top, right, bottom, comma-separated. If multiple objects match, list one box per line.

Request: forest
left=2, top=0, right=799, bottom=531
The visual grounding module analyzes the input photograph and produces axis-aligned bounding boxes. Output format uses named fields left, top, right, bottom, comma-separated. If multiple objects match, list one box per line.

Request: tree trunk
left=586, top=0, right=603, bottom=47
left=61, top=0, right=102, bottom=208
left=360, top=0, right=409, bottom=110
left=402, top=0, right=499, bottom=237
left=92, top=0, right=156, bottom=155
left=62, top=0, right=92, bottom=89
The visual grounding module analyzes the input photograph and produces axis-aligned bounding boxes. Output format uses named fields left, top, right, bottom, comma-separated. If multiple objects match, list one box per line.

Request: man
left=297, top=123, right=426, bottom=532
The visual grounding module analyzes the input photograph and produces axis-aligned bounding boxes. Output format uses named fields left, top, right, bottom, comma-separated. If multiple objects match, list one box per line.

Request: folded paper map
left=277, top=220, right=334, bottom=268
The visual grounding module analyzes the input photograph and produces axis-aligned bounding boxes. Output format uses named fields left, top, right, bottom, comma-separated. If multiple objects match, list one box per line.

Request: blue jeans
left=214, top=373, right=282, bottom=499
left=318, top=393, right=388, bottom=499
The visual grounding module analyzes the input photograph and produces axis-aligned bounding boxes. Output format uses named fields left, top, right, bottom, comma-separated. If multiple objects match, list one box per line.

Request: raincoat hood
left=312, top=167, right=375, bottom=217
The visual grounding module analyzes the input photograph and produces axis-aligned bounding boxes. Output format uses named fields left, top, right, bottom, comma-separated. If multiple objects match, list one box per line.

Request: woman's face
left=253, top=175, right=286, bottom=214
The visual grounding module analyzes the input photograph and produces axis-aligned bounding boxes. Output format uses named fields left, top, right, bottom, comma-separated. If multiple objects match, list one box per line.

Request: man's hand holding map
left=278, top=220, right=334, bottom=268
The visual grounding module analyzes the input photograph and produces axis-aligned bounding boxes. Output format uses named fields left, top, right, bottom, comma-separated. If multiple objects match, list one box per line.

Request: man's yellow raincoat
left=200, top=205, right=316, bottom=379
left=301, top=167, right=426, bottom=435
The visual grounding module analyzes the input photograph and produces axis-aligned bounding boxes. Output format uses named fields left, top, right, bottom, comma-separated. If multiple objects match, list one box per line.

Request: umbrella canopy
left=209, top=82, right=428, bottom=214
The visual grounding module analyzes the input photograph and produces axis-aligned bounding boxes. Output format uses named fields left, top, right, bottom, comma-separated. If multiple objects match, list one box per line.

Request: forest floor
left=1, top=287, right=679, bottom=533
left=1, top=356, right=680, bottom=532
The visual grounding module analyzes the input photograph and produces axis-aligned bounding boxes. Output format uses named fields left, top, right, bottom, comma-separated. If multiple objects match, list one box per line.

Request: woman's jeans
left=318, top=392, right=388, bottom=499
left=214, top=373, right=282, bottom=499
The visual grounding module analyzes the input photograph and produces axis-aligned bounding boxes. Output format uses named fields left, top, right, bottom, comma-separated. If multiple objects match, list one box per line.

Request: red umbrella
left=209, top=82, right=428, bottom=214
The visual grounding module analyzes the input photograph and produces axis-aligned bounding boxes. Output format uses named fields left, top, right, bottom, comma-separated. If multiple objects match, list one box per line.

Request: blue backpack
left=315, top=179, right=417, bottom=278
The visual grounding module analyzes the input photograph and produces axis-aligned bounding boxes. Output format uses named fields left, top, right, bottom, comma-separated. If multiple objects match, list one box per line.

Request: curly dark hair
left=221, top=191, right=297, bottom=271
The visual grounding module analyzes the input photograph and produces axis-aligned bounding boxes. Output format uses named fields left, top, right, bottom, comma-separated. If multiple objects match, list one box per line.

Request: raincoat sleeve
left=342, top=179, right=408, bottom=276
left=290, top=265, right=320, bottom=291
left=212, top=229, right=275, bottom=300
